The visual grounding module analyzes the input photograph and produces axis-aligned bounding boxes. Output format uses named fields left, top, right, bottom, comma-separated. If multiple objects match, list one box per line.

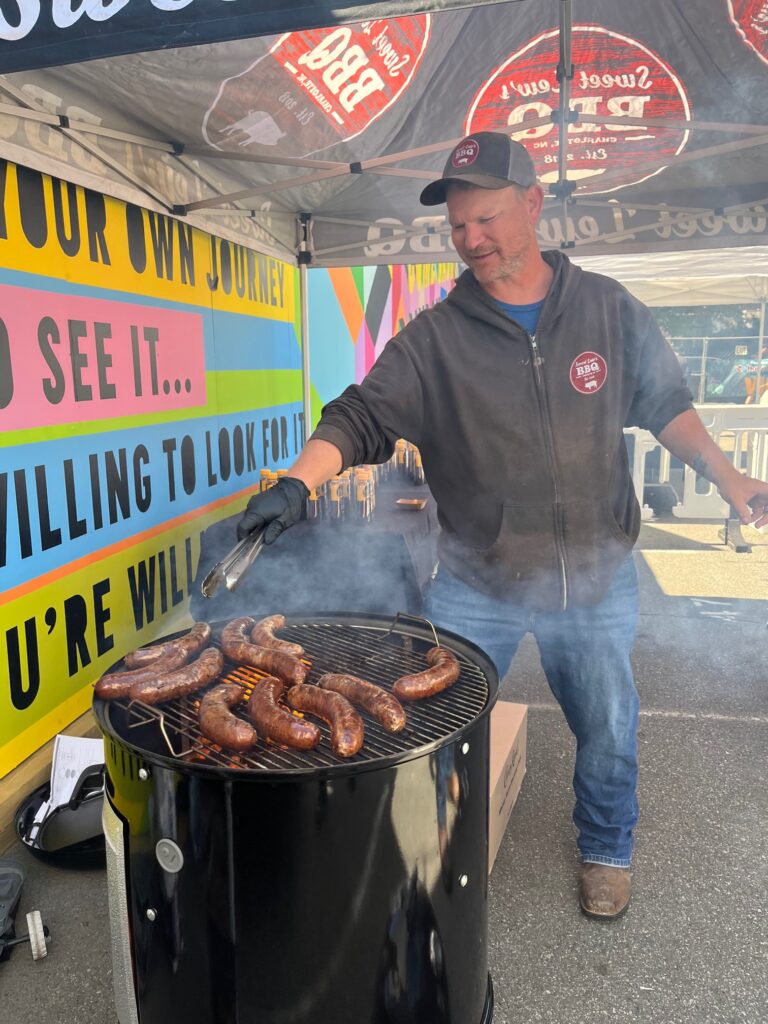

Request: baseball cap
left=420, top=132, right=537, bottom=206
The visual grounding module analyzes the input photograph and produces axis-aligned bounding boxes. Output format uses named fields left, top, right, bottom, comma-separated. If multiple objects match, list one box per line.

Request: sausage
left=392, top=646, right=461, bottom=701
left=129, top=648, right=225, bottom=704
left=124, top=622, right=212, bottom=668
left=94, top=647, right=198, bottom=700
left=198, top=683, right=257, bottom=752
left=250, top=615, right=305, bottom=658
left=220, top=617, right=307, bottom=686
left=248, top=676, right=321, bottom=750
left=122, top=640, right=178, bottom=668
left=286, top=684, right=364, bottom=757
left=318, top=673, right=406, bottom=733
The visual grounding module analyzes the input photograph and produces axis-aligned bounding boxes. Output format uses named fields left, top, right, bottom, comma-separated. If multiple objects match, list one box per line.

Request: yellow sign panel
left=0, top=493, right=246, bottom=777
left=0, top=162, right=295, bottom=318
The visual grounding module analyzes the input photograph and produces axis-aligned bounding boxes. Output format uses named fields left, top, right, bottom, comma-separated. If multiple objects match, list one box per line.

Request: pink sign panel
left=0, top=285, right=206, bottom=430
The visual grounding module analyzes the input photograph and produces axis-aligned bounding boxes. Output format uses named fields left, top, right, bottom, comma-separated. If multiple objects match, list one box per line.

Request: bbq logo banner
left=203, top=16, right=431, bottom=157
left=465, top=25, right=692, bottom=194
left=728, top=0, right=768, bottom=65
left=0, top=160, right=303, bottom=777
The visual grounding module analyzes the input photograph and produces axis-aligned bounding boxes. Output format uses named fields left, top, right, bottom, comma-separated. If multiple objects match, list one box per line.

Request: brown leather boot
left=579, top=863, right=632, bottom=920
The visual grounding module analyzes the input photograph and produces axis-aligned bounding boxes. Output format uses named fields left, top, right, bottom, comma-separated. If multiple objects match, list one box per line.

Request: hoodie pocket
left=465, top=504, right=560, bottom=580
left=562, top=498, right=635, bottom=604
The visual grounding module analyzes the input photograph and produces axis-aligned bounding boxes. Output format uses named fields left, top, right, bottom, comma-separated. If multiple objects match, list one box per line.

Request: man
left=236, top=132, right=768, bottom=919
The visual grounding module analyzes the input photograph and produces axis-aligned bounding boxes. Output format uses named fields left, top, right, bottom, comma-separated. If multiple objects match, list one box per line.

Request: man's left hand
left=719, top=474, right=768, bottom=529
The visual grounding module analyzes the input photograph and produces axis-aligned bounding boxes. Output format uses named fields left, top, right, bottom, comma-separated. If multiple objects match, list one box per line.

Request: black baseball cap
left=420, top=132, right=537, bottom=206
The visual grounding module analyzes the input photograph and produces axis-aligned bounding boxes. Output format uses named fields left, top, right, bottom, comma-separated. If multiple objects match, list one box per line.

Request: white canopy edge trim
left=307, top=198, right=768, bottom=260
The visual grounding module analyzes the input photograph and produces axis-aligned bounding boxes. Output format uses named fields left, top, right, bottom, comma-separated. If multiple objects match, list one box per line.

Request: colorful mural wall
left=307, top=263, right=458, bottom=410
left=0, top=161, right=302, bottom=777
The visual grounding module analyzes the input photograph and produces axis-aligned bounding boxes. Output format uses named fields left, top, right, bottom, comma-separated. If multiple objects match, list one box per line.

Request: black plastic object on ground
left=0, top=858, right=25, bottom=961
left=0, top=859, right=48, bottom=962
left=15, top=768, right=106, bottom=868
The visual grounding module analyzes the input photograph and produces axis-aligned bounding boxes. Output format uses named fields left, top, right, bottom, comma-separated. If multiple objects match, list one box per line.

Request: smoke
left=190, top=502, right=437, bottom=627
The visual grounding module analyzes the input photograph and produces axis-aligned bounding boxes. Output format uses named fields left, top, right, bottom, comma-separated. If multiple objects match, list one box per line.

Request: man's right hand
left=236, top=477, right=310, bottom=543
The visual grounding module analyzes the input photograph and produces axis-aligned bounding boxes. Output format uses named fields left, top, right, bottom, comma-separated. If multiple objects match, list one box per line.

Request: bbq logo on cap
left=451, top=139, right=480, bottom=167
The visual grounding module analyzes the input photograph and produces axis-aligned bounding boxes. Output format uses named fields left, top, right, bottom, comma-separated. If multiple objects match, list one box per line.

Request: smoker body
left=96, top=614, right=497, bottom=1024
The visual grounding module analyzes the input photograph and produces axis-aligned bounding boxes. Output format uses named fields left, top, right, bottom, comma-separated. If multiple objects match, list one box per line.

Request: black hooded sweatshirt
left=311, top=250, right=692, bottom=611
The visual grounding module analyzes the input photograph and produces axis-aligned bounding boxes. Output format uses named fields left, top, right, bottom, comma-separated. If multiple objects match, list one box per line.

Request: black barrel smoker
left=95, top=613, right=498, bottom=1024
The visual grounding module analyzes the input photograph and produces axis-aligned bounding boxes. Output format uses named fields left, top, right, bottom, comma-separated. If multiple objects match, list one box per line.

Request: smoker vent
left=97, top=616, right=493, bottom=776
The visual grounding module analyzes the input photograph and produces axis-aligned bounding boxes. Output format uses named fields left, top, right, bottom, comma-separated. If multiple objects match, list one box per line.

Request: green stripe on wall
left=0, top=371, right=304, bottom=446
left=352, top=267, right=365, bottom=307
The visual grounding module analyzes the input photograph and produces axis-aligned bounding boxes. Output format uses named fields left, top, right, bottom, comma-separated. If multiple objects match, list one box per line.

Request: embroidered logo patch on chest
left=570, top=351, right=608, bottom=394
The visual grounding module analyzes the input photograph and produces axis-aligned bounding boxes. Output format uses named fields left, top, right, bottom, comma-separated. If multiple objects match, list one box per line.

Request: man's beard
left=470, top=244, right=528, bottom=283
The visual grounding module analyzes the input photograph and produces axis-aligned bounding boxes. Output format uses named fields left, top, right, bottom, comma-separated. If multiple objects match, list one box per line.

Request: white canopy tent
left=576, top=247, right=768, bottom=307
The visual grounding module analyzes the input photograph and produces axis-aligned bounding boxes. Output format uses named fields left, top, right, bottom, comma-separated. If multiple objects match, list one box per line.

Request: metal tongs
left=200, top=527, right=266, bottom=598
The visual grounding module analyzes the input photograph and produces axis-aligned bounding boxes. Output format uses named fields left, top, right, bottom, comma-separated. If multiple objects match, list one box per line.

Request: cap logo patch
left=451, top=139, right=480, bottom=167
left=570, top=351, right=607, bottom=394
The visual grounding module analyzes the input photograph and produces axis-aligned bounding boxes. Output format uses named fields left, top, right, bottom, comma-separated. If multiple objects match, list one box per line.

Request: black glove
left=236, top=477, right=310, bottom=544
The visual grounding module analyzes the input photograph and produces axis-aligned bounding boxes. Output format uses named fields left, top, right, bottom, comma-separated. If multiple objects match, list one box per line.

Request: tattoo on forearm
left=692, top=454, right=715, bottom=483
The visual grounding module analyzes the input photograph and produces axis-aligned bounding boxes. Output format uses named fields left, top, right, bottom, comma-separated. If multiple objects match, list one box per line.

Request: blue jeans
left=424, top=555, right=640, bottom=867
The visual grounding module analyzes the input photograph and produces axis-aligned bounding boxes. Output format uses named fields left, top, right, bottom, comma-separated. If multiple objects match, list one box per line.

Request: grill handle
left=361, top=611, right=441, bottom=663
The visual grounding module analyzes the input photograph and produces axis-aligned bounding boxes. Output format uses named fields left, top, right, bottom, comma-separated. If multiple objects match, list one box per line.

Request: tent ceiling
left=1, top=0, right=767, bottom=275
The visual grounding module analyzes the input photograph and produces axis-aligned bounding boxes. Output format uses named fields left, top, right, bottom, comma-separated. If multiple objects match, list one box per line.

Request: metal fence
left=667, top=334, right=767, bottom=405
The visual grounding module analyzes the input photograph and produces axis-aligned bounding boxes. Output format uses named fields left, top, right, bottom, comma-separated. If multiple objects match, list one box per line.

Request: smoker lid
left=94, top=613, right=498, bottom=780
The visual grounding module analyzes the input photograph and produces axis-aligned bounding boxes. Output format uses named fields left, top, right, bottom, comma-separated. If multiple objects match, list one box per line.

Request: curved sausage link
left=221, top=617, right=307, bottom=686
left=94, top=646, right=198, bottom=700
left=122, top=640, right=178, bottom=669
left=248, top=676, right=321, bottom=750
left=249, top=615, right=305, bottom=658
left=129, top=648, right=224, bottom=704
left=286, top=685, right=364, bottom=757
left=198, top=683, right=257, bottom=752
left=318, top=673, right=406, bottom=733
left=392, top=646, right=461, bottom=702
left=124, top=622, right=212, bottom=668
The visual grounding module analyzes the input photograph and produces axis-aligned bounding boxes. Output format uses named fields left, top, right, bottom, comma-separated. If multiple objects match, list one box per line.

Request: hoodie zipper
left=528, top=331, right=568, bottom=611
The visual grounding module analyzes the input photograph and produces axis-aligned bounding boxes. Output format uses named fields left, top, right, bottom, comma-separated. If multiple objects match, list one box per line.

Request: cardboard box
left=488, top=701, right=528, bottom=872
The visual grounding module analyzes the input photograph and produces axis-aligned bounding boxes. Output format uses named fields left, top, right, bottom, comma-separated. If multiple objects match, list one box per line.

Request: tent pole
left=557, top=0, right=573, bottom=185
left=554, top=0, right=576, bottom=241
left=298, top=213, right=313, bottom=445
left=756, top=299, right=766, bottom=402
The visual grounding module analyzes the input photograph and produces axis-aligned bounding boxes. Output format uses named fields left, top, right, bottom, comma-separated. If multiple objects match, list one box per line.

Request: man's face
left=446, top=183, right=541, bottom=293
